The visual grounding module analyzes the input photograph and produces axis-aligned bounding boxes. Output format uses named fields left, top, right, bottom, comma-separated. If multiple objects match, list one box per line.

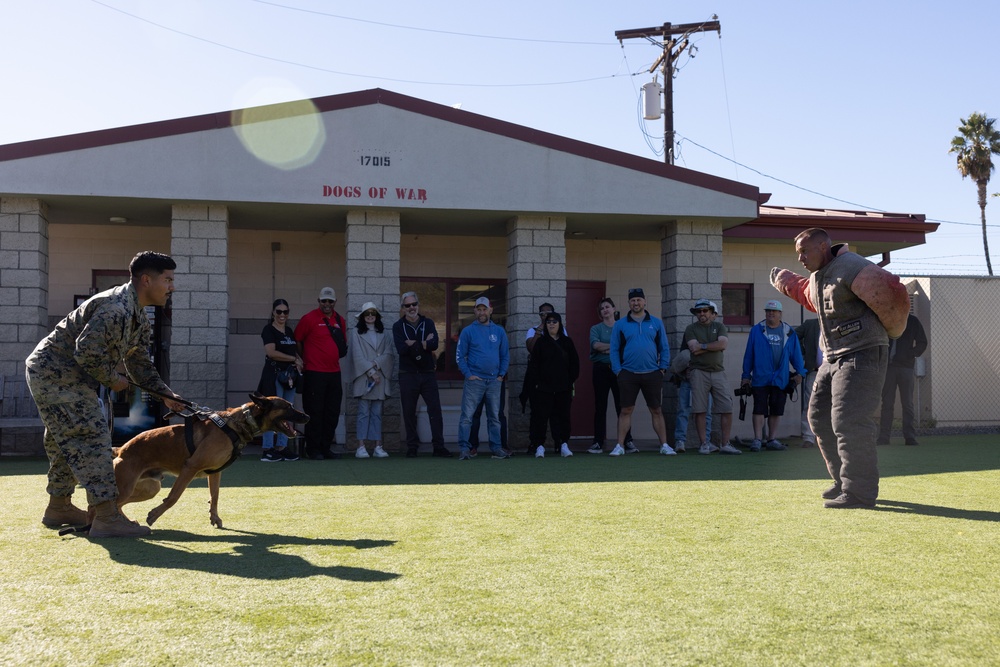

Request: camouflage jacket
left=26, top=282, right=171, bottom=402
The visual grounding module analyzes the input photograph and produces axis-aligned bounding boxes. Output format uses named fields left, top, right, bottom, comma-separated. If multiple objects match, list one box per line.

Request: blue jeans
left=459, top=377, right=502, bottom=452
left=674, top=379, right=712, bottom=444
left=356, top=399, right=383, bottom=441
left=262, top=379, right=296, bottom=450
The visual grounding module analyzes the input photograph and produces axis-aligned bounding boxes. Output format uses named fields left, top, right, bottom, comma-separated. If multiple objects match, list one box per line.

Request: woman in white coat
left=348, top=302, right=394, bottom=458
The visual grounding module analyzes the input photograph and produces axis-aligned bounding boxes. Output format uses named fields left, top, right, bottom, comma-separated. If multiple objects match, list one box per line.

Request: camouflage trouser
left=26, top=368, right=116, bottom=506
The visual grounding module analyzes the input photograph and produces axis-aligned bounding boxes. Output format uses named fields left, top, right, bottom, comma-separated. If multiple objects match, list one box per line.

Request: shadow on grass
left=874, top=499, right=1000, bottom=523
left=88, top=528, right=400, bottom=581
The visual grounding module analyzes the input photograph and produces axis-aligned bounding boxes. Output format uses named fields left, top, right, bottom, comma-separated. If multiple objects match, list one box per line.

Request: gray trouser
left=879, top=365, right=916, bottom=443
left=809, top=346, right=887, bottom=504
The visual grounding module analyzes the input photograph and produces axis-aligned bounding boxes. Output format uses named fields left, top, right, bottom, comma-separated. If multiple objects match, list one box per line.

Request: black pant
left=470, top=379, right=507, bottom=449
left=398, top=372, right=444, bottom=450
left=879, top=365, right=917, bottom=443
left=302, top=370, right=342, bottom=456
left=592, top=362, right=630, bottom=445
left=530, top=390, right=572, bottom=448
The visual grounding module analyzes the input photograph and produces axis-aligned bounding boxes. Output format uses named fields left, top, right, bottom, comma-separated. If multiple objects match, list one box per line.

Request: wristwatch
left=701, top=343, right=707, bottom=350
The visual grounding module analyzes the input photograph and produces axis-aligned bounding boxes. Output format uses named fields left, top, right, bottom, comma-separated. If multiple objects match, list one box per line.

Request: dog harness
left=184, top=406, right=261, bottom=474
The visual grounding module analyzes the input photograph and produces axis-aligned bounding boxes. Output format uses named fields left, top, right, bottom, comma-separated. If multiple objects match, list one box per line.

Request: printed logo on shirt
left=834, top=320, right=862, bottom=338
left=489, top=334, right=498, bottom=343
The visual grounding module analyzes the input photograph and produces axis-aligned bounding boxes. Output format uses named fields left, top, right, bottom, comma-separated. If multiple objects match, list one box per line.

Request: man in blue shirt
left=609, top=288, right=675, bottom=456
left=456, top=297, right=510, bottom=460
left=740, top=300, right=806, bottom=452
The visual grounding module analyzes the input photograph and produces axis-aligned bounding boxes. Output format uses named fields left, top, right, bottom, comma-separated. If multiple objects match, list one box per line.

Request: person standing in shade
left=295, top=287, right=348, bottom=460
left=739, top=299, right=806, bottom=452
left=393, top=291, right=452, bottom=458
left=609, top=288, right=676, bottom=457
left=258, top=298, right=301, bottom=462
left=671, top=302, right=716, bottom=453
left=527, top=312, right=579, bottom=458
left=348, top=302, right=394, bottom=459
left=588, top=297, right=631, bottom=454
left=878, top=313, right=927, bottom=447
left=682, top=299, right=741, bottom=455
left=456, top=297, right=510, bottom=460
left=795, top=318, right=822, bottom=447
left=771, top=228, right=910, bottom=508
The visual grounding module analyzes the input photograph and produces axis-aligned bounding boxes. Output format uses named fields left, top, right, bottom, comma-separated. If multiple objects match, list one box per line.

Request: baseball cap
left=318, top=287, right=336, bottom=301
left=764, top=299, right=783, bottom=312
left=628, top=288, right=645, bottom=300
left=474, top=296, right=491, bottom=308
left=690, top=298, right=716, bottom=314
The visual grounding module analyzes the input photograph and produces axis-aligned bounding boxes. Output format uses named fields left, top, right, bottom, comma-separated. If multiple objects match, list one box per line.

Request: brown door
left=566, top=281, right=606, bottom=440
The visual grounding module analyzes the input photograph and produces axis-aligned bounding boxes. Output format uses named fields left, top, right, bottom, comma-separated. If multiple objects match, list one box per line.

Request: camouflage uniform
left=26, top=282, right=173, bottom=506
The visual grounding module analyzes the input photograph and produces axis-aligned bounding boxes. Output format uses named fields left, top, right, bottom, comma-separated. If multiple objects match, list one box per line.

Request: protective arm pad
left=852, top=264, right=910, bottom=339
left=770, top=268, right=817, bottom=313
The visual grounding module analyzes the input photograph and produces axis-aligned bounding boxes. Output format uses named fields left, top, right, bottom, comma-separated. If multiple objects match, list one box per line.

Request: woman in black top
left=257, top=299, right=302, bottom=462
left=527, top=311, right=579, bottom=458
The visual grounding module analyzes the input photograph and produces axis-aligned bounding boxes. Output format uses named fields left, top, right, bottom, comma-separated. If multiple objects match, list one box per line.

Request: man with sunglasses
left=682, top=298, right=740, bottom=455
left=393, top=291, right=453, bottom=458
left=295, top=287, right=348, bottom=460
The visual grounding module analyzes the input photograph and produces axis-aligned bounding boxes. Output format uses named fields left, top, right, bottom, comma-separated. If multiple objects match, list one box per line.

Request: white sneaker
left=560, top=443, right=573, bottom=457
left=355, top=446, right=370, bottom=459
left=535, top=445, right=545, bottom=458
left=698, top=442, right=719, bottom=455
left=719, top=443, right=742, bottom=455
left=675, top=441, right=686, bottom=453
left=659, top=443, right=677, bottom=456
left=587, top=442, right=604, bottom=454
left=373, top=445, right=389, bottom=458
left=609, top=444, right=625, bottom=456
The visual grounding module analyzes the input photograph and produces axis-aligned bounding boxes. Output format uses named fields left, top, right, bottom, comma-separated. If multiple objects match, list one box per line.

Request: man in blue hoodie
left=740, top=300, right=806, bottom=452
left=609, top=288, right=675, bottom=457
left=456, top=297, right=510, bottom=460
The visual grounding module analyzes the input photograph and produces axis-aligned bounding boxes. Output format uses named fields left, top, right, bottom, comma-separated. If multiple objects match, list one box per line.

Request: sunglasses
left=320, top=299, right=336, bottom=304
left=274, top=309, right=289, bottom=315
left=403, top=302, right=419, bottom=308
left=695, top=308, right=711, bottom=314
left=364, top=311, right=378, bottom=317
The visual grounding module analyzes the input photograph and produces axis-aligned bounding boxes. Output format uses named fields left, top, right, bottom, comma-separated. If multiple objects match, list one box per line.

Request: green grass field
left=1, top=436, right=998, bottom=666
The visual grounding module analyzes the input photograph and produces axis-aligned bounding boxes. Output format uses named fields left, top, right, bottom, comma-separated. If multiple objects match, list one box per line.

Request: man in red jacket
left=295, top=287, right=348, bottom=460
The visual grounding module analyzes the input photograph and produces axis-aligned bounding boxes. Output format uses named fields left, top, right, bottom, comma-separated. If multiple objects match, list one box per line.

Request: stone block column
left=506, top=215, right=567, bottom=449
left=661, top=219, right=724, bottom=443
left=345, top=210, right=401, bottom=450
left=170, top=204, right=229, bottom=410
left=0, top=198, right=49, bottom=379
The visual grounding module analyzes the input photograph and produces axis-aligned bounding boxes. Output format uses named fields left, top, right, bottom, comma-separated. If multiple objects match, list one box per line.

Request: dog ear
left=249, top=392, right=268, bottom=406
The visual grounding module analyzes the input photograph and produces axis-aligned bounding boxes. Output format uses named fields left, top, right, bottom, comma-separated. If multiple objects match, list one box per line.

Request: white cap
left=475, top=297, right=491, bottom=308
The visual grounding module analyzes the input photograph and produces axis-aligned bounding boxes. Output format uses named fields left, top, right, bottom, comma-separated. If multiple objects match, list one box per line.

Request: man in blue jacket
left=609, top=288, right=675, bottom=456
left=456, top=297, right=510, bottom=460
left=740, top=300, right=806, bottom=452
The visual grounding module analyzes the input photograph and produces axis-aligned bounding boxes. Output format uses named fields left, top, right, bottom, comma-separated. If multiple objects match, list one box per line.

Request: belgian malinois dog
left=112, top=393, right=309, bottom=530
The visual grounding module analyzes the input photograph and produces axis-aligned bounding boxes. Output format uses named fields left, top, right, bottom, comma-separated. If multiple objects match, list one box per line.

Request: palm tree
left=950, top=112, right=1000, bottom=276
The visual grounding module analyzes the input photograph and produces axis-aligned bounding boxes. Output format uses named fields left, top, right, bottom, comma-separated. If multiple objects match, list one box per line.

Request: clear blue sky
left=4, top=0, right=998, bottom=275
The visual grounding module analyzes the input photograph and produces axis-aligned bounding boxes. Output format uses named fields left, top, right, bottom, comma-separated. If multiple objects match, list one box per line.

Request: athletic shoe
left=280, top=449, right=299, bottom=462
left=458, top=450, right=472, bottom=461
left=469, top=447, right=478, bottom=458
left=824, top=492, right=875, bottom=509
left=261, top=450, right=282, bottom=462
left=373, top=445, right=389, bottom=458
left=802, top=439, right=816, bottom=448
left=587, top=443, right=604, bottom=454
left=609, top=444, right=625, bottom=456
left=432, top=448, right=454, bottom=458
left=491, top=449, right=511, bottom=459
left=821, top=483, right=842, bottom=500
left=560, top=443, right=573, bottom=457
left=764, top=439, right=786, bottom=451
left=535, top=445, right=545, bottom=458
left=406, top=449, right=419, bottom=458
left=355, top=446, right=370, bottom=459
left=675, top=441, right=686, bottom=454
left=624, top=441, right=640, bottom=454
left=749, top=439, right=762, bottom=453
left=698, top=442, right=719, bottom=455
left=719, top=443, right=742, bottom=455
left=659, top=443, right=677, bottom=456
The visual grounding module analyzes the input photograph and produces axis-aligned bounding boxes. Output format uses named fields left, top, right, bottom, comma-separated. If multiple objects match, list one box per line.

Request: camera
left=784, top=373, right=800, bottom=398
left=734, top=384, right=752, bottom=397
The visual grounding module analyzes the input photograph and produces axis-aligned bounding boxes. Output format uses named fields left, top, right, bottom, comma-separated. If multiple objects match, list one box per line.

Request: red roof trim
left=0, top=88, right=758, bottom=202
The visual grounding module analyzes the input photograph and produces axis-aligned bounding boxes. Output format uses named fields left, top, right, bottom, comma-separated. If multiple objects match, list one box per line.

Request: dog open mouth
left=275, top=419, right=300, bottom=438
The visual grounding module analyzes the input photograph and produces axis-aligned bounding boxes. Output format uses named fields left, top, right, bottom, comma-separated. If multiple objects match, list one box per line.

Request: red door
left=566, top=281, right=606, bottom=440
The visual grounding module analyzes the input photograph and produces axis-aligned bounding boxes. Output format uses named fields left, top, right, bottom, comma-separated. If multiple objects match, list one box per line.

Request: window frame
left=721, top=282, right=753, bottom=326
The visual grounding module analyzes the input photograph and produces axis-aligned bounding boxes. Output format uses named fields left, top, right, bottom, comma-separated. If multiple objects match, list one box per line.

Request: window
left=400, top=278, right=507, bottom=378
left=722, top=283, right=752, bottom=326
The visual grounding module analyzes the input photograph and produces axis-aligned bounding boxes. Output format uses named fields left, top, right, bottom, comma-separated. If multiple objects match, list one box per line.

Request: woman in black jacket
left=527, top=312, right=579, bottom=458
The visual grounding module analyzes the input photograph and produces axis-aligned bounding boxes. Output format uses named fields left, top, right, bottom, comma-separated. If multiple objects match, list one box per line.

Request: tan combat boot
left=88, top=501, right=151, bottom=538
left=41, top=495, right=89, bottom=528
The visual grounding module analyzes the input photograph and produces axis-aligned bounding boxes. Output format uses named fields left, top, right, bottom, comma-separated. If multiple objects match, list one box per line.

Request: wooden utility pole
left=615, top=19, right=721, bottom=165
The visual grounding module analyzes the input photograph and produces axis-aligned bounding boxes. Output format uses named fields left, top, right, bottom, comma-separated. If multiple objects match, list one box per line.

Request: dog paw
left=210, top=515, right=224, bottom=529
